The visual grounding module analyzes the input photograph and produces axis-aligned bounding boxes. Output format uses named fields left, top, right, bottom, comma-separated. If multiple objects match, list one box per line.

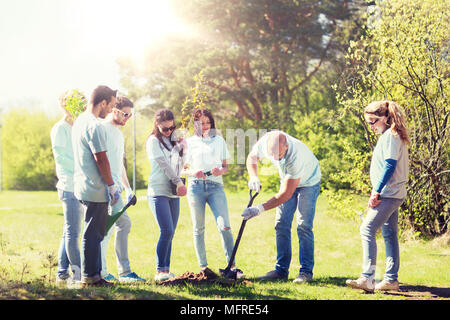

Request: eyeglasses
left=160, top=125, right=176, bottom=133
left=115, top=108, right=132, bottom=118
left=367, top=119, right=379, bottom=126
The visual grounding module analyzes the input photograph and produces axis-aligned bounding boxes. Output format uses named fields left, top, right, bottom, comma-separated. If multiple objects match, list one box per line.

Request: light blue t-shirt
left=370, top=128, right=409, bottom=199
left=50, top=118, right=74, bottom=192
left=102, top=121, right=124, bottom=191
left=72, top=112, right=109, bottom=202
left=250, top=131, right=321, bottom=187
left=185, top=135, right=230, bottom=185
left=146, top=135, right=179, bottom=198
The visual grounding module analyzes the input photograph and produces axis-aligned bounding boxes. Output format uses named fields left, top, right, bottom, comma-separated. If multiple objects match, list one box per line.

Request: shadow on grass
left=305, top=277, right=450, bottom=300
left=0, top=280, right=184, bottom=300
left=306, top=276, right=349, bottom=287
left=162, top=281, right=294, bottom=300
left=385, top=285, right=450, bottom=300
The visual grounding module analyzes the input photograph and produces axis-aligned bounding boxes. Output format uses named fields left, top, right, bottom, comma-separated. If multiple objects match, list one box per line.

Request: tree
left=1, top=109, right=56, bottom=190
left=337, top=0, right=449, bottom=236
left=119, top=0, right=357, bottom=129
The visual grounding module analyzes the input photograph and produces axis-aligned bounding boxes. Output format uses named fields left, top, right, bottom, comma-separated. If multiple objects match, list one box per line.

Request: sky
left=0, top=0, right=190, bottom=117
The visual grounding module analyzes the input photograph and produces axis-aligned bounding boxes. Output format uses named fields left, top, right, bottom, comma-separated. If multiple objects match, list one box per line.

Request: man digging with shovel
left=242, top=131, right=321, bottom=283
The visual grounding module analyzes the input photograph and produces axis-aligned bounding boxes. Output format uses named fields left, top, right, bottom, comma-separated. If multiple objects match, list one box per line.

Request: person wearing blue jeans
left=274, top=182, right=321, bottom=279
left=146, top=109, right=187, bottom=282
left=187, top=180, right=236, bottom=270
left=56, top=191, right=83, bottom=283
left=148, top=196, right=180, bottom=277
left=100, top=96, right=145, bottom=282
left=242, top=131, right=321, bottom=283
left=346, top=100, right=410, bottom=293
left=51, top=90, right=86, bottom=286
left=182, top=109, right=243, bottom=276
left=72, top=85, right=120, bottom=288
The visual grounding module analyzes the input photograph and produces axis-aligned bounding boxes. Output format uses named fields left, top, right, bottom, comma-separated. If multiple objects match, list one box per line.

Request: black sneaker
left=81, top=278, right=114, bottom=288
left=257, top=270, right=288, bottom=281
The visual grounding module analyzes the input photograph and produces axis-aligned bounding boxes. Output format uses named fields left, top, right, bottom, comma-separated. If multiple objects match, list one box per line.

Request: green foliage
left=119, top=0, right=355, bottom=129
left=1, top=109, right=56, bottom=190
left=337, top=0, right=450, bottom=236
left=180, top=71, right=212, bottom=130
left=60, top=89, right=87, bottom=119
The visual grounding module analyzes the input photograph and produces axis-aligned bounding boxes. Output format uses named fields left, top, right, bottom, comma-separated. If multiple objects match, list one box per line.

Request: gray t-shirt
left=370, top=128, right=409, bottom=199
left=72, top=112, right=109, bottom=202
left=146, top=135, right=179, bottom=198
left=250, top=131, right=321, bottom=187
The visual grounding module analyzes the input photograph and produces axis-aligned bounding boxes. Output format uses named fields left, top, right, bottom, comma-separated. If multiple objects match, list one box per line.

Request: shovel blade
left=219, top=268, right=237, bottom=280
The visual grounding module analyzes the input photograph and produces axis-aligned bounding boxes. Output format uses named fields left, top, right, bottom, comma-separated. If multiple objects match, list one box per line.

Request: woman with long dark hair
left=146, top=109, right=187, bottom=282
left=182, top=109, right=244, bottom=277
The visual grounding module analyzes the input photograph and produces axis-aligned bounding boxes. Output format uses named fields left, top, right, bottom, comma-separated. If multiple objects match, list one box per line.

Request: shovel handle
left=223, top=190, right=260, bottom=273
left=248, top=189, right=259, bottom=208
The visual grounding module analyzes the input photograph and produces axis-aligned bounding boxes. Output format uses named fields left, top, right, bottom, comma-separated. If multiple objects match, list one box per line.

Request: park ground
left=0, top=189, right=448, bottom=301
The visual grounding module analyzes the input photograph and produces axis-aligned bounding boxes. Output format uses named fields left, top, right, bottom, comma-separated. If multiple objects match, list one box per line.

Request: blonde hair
left=364, top=100, right=411, bottom=145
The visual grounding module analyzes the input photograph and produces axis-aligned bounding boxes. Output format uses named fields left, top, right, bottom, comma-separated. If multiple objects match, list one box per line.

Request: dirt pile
left=158, top=267, right=251, bottom=287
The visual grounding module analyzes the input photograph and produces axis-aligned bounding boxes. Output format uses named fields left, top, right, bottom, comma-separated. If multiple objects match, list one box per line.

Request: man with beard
left=72, top=85, right=119, bottom=287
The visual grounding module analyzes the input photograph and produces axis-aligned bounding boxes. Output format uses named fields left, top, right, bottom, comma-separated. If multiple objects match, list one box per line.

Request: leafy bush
left=1, top=109, right=56, bottom=190
left=336, top=0, right=449, bottom=236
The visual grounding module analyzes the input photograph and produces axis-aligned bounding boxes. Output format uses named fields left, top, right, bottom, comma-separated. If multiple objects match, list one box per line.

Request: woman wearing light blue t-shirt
left=146, top=109, right=187, bottom=282
left=182, top=109, right=244, bottom=277
left=50, top=91, right=86, bottom=285
left=346, top=100, right=410, bottom=293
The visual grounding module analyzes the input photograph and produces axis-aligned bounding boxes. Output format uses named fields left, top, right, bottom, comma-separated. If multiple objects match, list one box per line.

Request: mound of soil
left=158, top=267, right=251, bottom=287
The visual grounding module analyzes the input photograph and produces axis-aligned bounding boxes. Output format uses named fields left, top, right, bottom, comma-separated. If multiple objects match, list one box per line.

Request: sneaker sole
left=119, top=279, right=146, bottom=282
left=346, top=282, right=374, bottom=293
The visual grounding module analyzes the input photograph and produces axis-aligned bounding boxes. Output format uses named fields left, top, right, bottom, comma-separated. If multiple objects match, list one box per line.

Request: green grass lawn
left=0, top=189, right=448, bottom=300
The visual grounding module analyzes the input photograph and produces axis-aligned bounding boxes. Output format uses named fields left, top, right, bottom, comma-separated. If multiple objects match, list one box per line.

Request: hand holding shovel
left=104, top=195, right=137, bottom=236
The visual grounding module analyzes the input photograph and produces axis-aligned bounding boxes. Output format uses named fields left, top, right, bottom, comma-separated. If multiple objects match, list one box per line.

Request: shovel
left=104, top=195, right=137, bottom=236
left=219, top=189, right=260, bottom=280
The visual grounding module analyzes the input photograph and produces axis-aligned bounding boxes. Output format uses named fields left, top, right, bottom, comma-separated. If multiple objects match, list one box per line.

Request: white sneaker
left=66, top=279, right=82, bottom=289
left=375, top=279, right=399, bottom=291
left=346, top=277, right=375, bottom=293
left=154, top=272, right=176, bottom=282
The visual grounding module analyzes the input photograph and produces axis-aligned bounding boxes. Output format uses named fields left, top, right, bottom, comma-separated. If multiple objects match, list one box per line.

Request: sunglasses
left=367, top=119, right=379, bottom=126
left=115, top=108, right=132, bottom=118
left=160, top=125, right=176, bottom=133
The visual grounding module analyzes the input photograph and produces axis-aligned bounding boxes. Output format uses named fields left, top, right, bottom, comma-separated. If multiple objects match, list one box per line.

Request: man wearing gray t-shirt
left=72, top=85, right=119, bottom=287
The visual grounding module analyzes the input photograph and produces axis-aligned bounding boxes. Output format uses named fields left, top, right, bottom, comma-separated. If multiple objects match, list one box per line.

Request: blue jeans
left=79, top=200, right=109, bottom=282
left=360, top=197, right=404, bottom=281
left=274, top=182, right=320, bottom=278
left=187, top=180, right=235, bottom=268
left=148, top=196, right=180, bottom=272
left=57, top=190, right=83, bottom=280
left=101, top=196, right=132, bottom=277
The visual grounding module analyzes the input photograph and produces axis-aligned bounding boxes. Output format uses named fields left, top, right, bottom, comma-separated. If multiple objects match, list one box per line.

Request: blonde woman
left=346, top=101, right=410, bottom=293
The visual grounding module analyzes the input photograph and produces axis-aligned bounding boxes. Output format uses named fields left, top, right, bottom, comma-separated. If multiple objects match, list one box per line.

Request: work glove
left=108, top=184, right=120, bottom=206
left=241, top=204, right=265, bottom=221
left=248, top=175, right=261, bottom=192
left=125, top=187, right=134, bottom=203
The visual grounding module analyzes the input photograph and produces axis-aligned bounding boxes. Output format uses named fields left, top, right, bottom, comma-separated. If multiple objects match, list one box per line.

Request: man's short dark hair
left=90, top=85, right=117, bottom=107
left=115, top=96, right=134, bottom=109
